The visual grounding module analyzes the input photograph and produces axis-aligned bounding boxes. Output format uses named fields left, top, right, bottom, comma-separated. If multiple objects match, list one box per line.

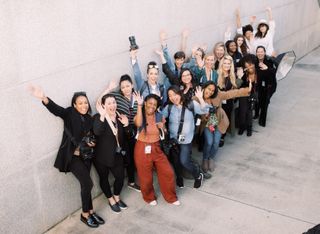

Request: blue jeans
left=179, top=143, right=200, bottom=179
left=203, top=128, right=222, bottom=160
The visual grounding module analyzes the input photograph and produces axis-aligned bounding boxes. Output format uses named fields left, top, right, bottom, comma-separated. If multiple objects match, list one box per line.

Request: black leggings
left=126, top=137, right=137, bottom=184
left=94, top=161, right=124, bottom=198
left=69, top=156, right=93, bottom=213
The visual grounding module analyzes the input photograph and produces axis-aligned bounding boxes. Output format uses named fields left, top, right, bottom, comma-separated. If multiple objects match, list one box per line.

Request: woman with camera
left=130, top=49, right=166, bottom=104
left=162, top=85, right=210, bottom=188
left=134, top=93, right=179, bottom=206
left=29, top=86, right=104, bottom=228
left=200, top=80, right=252, bottom=172
left=103, top=75, right=141, bottom=192
left=238, top=54, right=258, bottom=136
left=255, top=46, right=277, bottom=127
left=93, top=93, right=130, bottom=213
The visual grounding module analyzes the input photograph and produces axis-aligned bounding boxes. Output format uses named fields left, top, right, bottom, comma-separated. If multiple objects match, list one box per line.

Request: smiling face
left=244, top=62, right=255, bottom=74
left=215, top=46, right=225, bottom=60
left=175, top=58, right=185, bottom=69
left=228, top=42, right=237, bottom=53
left=203, top=84, right=215, bottom=99
left=144, top=97, right=158, bottom=115
left=168, top=90, right=182, bottom=106
left=244, top=31, right=253, bottom=40
left=103, top=96, right=117, bottom=116
left=73, top=96, right=89, bottom=115
left=120, top=80, right=133, bottom=98
left=222, top=58, right=232, bottom=72
left=181, top=70, right=192, bottom=85
left=236, top=37, right=244, bottom=47
left=259, top=24, right=268, bottom=34
left=147, top=68, right=159, bottom=85
left=256, top=47, right=266, bottom=61
left=205, top=55, right=215, bottom=69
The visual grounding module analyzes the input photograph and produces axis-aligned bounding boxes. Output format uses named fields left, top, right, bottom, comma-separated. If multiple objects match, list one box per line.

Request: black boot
left=238, top=126, right=245, bottom=135
left=247, top=126, right=252, bottom=137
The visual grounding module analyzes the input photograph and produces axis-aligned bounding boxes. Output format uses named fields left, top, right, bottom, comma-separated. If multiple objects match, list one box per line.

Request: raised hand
left=194, top=86, right=204, bottom=99
left=28, top=84, right=49, bottom=104
left=117, top=112, right=129, bottom=127
left=133, top=91, right=144, bottom=106
left=28, top=85, right=45, bottom=100
left=224, top=26, right=232, bottom=40
left=159, top=30, right=167, bottom=45
left=200, top=43, right=207, bottom=52
left=250, top=15, right=257, bottom=25
left=259, top=62, right=268, bottom=70
left=96, top=100, right=107, bottom=119
left=195, top=55, right=204, bottom=68
left=130, top=49, right=138, bottom=60
left=182, top=28, right=189, bottom=38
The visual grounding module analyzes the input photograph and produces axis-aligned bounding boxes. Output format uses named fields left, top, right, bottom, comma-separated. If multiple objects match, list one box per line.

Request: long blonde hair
left=217, top=55, right=237, bottom=89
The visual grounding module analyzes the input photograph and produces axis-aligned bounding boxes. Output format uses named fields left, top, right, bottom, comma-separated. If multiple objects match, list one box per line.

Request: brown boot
left=208, top=159, right=215, bottom=172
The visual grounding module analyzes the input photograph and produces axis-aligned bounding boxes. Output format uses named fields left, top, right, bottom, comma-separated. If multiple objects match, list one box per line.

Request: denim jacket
left=132, top=59, right=167, bottom=104
left=162, top=100, right=210, bottom=144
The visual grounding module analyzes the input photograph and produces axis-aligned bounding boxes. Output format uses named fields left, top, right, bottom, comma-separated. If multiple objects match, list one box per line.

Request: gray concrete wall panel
left=1, top=0, right=319, bottom=233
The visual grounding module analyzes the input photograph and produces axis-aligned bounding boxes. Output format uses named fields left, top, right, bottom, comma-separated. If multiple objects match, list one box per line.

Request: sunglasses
left=148, top=64, right=159, bottom=69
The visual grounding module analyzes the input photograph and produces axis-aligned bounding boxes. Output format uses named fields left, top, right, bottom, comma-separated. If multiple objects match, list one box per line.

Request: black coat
left=43, top=98, right=93, bottom=172
left=256, top=57, right=277, bottom=98
left=93, top=114, right=129, bottom=167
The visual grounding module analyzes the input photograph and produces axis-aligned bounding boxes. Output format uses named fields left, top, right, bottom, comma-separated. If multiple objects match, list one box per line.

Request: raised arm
left=130, top=49, right=144, bottom=90
left=181, top=29, right=189, bottom=55
left=266, top=7, right=273, bottom=21
left=28, top=85, right=67, bottom=118
left=160, top=30, right=175, bottom=71
left=236, top=8, right=241, bottom=29
left=133, top=92, right=144, bottom=128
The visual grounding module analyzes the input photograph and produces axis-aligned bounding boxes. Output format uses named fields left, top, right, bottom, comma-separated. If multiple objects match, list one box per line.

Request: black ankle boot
left=238, top=128, right=245, bottom=135
left=247, top=126, right=252, bottom=137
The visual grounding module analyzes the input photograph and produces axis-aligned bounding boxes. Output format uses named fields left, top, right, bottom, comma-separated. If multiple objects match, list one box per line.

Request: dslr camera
left=129, top=36, right=139, bottom=51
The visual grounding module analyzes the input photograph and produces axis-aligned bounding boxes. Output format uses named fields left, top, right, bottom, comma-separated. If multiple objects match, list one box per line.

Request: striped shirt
left=110, top=91, right=138, bottom=125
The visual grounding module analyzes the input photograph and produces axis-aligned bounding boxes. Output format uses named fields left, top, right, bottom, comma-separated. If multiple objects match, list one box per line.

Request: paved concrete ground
left=45, top=48, right=320, bottom=234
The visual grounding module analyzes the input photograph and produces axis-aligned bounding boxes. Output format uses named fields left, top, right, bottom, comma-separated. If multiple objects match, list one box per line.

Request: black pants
left=257, top=90, right=270, bottom=126
left=221, top=100, right=234, bottom=139
left=94, top=160, right=124, bottom=198
left=238, top=97, right=253, bottom=130
left=126, top=137, right=137, bottom=184
left=69, top=156, right=93, bottom=213
left=168, top=145, right=183, bottom=181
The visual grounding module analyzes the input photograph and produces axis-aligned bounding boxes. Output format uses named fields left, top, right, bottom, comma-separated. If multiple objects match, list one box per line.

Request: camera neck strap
left=104, top=113, right=120, bottom=147
left=177, top=106, right=186, bottom=137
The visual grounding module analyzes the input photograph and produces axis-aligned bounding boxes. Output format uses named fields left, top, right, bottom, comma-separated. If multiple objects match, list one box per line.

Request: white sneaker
left=172, top=200, right=181, bottom=206
left=149, top=200, right=157, bottom=206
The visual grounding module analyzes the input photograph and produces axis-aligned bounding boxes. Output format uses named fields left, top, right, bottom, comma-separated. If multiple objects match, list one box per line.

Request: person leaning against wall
left=93, top=93, right=130, bottom=214
left=28, top=85, right=104, bottom=228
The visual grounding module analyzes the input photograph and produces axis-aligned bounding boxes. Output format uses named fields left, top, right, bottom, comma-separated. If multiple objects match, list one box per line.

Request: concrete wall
left=0, top=0, right=319, bottom=233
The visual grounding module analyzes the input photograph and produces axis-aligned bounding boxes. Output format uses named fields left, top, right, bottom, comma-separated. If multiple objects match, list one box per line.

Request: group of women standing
left=28, top=6, right=278, bottom=228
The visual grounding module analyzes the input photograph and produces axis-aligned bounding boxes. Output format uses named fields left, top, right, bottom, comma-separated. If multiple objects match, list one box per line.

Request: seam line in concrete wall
left=196, top=188, right=316, bottom=225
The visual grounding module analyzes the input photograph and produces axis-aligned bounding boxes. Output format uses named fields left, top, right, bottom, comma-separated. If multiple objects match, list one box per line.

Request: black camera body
left=129, top=36, right=139, bottom=51
left=209, top=107, right=216, bottom=114
left=79, top=133, right=96, bottom=160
